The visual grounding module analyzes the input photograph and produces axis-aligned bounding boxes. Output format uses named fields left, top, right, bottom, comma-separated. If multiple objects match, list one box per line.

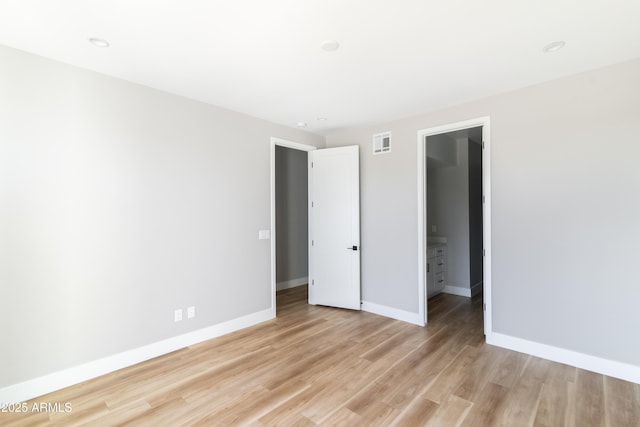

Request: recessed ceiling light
left=543, top=41, right=565, bottom=53
left=317, top=117, right=328, bottom=121
left=320, top=40, right=340, bottom=52
left=89, top=37, right=110, bottom=48
left=296, top=122, right=308, bottom=128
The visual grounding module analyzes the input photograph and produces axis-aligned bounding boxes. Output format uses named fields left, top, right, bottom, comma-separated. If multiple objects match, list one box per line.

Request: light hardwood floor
left=2, top=286, right=639, bottom=426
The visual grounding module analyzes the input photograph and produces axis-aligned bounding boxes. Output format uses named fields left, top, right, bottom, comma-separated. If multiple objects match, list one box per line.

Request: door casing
left=270, top=137, right=317, bottom=315
left=417, top=116, right=492, bottom=338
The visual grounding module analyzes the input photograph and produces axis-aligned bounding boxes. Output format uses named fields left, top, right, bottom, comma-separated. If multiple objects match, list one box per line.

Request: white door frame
left=270, top=137, right=317, bottom=316
left=417, top=117, right=492, bottom=338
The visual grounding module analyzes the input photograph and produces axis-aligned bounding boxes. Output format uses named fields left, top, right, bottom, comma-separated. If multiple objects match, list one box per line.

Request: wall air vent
left=373, top=131, right=391, bottom=155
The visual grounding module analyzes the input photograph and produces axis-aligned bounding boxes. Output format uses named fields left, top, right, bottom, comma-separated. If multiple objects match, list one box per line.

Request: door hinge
left=311, top=162, right=314, bottom=168
left=312, top=201, right=314, bottom=208
left=483, top=303, right=486, bottom=311
left=312, top=279, right=314, bottom=285
left=483, top=249, right=485, bottom=256
left=312, top=240, right=314, bottom=246
left=482, top=141, right=485, bottom=149
left=482, top=195, right=485, bottom=203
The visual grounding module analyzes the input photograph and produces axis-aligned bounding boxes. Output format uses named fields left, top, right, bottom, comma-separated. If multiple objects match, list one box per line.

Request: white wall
left=275, top=146, right=308, bottom=288
left=326, top=58, right=640, bottom=368
left=0, top=45, right=324, bottom=389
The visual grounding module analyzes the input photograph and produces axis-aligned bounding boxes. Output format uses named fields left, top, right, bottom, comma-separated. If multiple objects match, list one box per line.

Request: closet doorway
left=417, top=117, right=492, bottom=336
left=270, top=138, right=315, bottom=313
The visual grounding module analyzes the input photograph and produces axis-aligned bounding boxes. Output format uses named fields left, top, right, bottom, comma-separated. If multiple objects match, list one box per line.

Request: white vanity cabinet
left=427, top=243, right=446, bottom=298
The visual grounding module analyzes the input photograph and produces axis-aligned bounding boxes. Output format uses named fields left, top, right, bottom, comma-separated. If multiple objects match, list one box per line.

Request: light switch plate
left=258, top=230, right=270, bottom=240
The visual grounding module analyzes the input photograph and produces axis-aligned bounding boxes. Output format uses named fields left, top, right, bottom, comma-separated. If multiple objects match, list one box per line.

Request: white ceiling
left=1, top=0, right=639, bottom=135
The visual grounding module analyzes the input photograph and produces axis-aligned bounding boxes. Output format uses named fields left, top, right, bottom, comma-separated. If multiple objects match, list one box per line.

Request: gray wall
left=275, top=146, right=308, bottom=285
left=468, top=139, right=483, bottom=288
left=426, top=133, right=457, bottom=167
left=326, top=58, right=640, bottom=366
left=427, top=137, right=471, bottom=290
left=0, top=45, right=324, bottom=388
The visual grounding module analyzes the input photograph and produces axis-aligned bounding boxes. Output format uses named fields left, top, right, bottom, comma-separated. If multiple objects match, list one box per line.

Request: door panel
left=308, top=146, right=360, bottom=310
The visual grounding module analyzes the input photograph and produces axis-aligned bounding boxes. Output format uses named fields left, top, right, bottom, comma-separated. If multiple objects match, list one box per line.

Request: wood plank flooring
left=2, top=286, right=639, bottom=426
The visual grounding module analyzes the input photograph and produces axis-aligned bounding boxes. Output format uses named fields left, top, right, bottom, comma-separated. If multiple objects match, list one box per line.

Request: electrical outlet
left=187, top=306, right=195, bottom=319
left=174, top=309, right=183, bottom=322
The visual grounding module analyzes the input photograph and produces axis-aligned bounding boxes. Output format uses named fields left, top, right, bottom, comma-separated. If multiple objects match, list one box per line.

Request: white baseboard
left=276, top=276, right=308, bottom=291
left=487, top=332, right=640, bottom=384
left=361, top=301, right=424, bottom=326
left=0, top=308, right=274, bottom=404
left=442, top=285, right=471, bottom=297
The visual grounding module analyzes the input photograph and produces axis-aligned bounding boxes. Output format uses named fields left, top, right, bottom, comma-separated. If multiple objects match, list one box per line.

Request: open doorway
left=269, top=138, right=316, bottom=315
left=275, top=146, right=309, bottom=291
left=426, top=127, right=483, bottom=299
left=417, top=117, right=492, bottom=335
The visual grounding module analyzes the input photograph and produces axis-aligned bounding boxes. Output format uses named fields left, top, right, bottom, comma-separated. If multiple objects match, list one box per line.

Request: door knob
left=346, top=246, right=359, bottom=251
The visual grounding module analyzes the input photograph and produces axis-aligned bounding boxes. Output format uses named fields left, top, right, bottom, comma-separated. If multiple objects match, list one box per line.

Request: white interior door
left=308, top=145, right=360, bottom=310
